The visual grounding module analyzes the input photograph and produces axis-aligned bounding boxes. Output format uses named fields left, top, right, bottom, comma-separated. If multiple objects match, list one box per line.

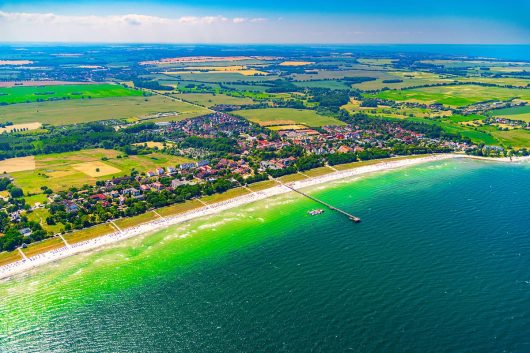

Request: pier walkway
left=273, top=178, right=361, bottom=223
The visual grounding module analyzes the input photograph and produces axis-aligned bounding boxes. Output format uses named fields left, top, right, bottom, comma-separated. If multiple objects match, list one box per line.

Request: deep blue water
left=1, top=159, right=530, bottom=352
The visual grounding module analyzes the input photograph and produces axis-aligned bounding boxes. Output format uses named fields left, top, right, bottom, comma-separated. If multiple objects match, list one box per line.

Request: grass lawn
left=22, top=237, right=65, bottom=258
left=0, top=250, right=22, bottom=266
left=333, top=155, right=429, bottom=171
left=63, top=223, right=114, bottom=245
left=156, top=199, right=203, bottom=217
left=371, top=85, right=530, bottom=108
left=174, top=93, right=254, bottom=107
left=234, top=108, right=344, bottom=127
left=247, top=180, right=277, bottom=192
left=201, top=187, right=250, bottom=204
left=303, top=166, right=336, bottom=178
left=10, top=148, right=195, bottom=194
left=26, top=208, right=64, bottom=234
left=277, top=173, right=308, bottom=183
left=114, top=211, right=158, bottom=229
left=0, top=83, right=141, bottom=104
left=0, top=95, right=210, bottom=125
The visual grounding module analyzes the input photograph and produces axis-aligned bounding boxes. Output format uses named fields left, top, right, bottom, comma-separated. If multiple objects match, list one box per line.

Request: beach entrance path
left=59, top=234, right=71, bottom=248
left=110, top=220, right=123, bottom=233
left=18, top=248, right=29, bottom=261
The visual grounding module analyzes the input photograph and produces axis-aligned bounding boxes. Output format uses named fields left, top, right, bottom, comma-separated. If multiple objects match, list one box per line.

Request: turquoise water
left=1, top=159, right=530, bottom=352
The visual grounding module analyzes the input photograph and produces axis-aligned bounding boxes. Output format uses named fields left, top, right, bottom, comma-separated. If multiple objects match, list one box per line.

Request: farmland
left=489, top=105, right=530, bottom=122
left=233, top=108, right=345, bottom=127
left=341, top=98, right=452, bottom=119
left=0, top=83, right=141, bottom=104
left=371, top=85, right=530, bottom=107
left=174, top=92, right=254, bottom=107
left=9, top=149, right=195, bottom=194
left=0, top=122, right=42, bottom=133
left=0, top=95, right=210, bottom=125
left=2, top=44, right=530, bottom=263
left=0, top=156, right=36, bottom=173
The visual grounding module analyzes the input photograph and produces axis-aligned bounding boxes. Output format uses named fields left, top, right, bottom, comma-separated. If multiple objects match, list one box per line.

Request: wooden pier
left=282, top=184, right=361, bottom=223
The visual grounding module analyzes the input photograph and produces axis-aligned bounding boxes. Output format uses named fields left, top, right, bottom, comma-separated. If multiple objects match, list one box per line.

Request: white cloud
left=0, top=11, right=275, bottom=43
left=178, top=16, right=231, bottom=25
left=0, top=10, right=526, bottom=44
left=0, top=11, right=266, bottom=27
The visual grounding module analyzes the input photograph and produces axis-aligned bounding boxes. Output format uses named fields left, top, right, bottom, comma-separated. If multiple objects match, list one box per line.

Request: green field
left=354, top=71, right=452, bottom=90
left=233, top=108, right=344, bottom=127
left=371, top=85, right=530, bottom=107
left=10, top=148, right=195, bottom=194
left=0, top=83, right=141, bottom=104
left=63, top=223, right=115, bottom=245
left=0, top=95, right=210, bottom=125
left=490, top=105, right=530, bottom=122
left=165, top=72, right=276, bottom=83
left=489, top=128, right=530, bottom=147
left=293, top=80, right=351, bottom=90
left=174, top=93, right=254, bottom=107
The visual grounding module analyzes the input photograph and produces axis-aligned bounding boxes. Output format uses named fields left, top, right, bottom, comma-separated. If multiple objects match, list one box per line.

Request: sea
left=1, top=158, right=530, bottom=352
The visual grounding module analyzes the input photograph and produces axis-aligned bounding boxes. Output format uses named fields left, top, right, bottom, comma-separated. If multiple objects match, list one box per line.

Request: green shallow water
left=1, top=159, right=530, bottom=352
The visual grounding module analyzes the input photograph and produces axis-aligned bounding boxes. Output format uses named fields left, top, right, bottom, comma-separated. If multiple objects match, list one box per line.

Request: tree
left=9, top=187, right=23, bottom=198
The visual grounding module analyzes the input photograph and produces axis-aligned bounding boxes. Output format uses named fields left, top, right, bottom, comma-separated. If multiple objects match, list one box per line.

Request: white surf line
left=110, top=220, right=123, bottom=233
left=152, top=210, right=164, bottom=219
left=0, top=154, right=478, bottom=281
left=59, top=234, right=71, bottom=248
left=17, top=248, right=28, bottom=261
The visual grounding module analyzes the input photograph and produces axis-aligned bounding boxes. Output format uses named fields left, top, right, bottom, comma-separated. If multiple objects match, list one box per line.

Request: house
left=180, top=162, right=197, bottom=170
left=140, top=185, right=150, bottom=192
left=353, top=146, right=365, bottom=153
left=166, top=166, right=177, bottom=174
left=110, top=190, right=120, bottom=198
left=151, top=182, right=164, bottom=191
left=65, top=202, right=79, bottom=213
left=124, top=188, right=143, bottom=199
left=146, top=171, right=157, bottom=177
left=90, top=194, right=107, bottom=201
left=197, top=159, right=210, bottom=167
left=337, top=145, right=353, bottom=154
left=19, top=228, right=32, bottom=237
left=156, top=167, right=165, bottom=175
left=171, top=179, right=187, bottom=188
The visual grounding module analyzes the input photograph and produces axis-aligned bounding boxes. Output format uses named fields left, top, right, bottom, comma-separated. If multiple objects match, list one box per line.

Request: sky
left=0, top=0, right=529, bottom=44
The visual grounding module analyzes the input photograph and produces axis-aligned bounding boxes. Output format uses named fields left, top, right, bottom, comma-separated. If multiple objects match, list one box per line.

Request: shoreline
left=0, top=153, right=528, bottom=281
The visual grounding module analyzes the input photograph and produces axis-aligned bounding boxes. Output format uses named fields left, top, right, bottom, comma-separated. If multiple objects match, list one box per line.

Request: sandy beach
left=0, top=153, right=527, bottom=281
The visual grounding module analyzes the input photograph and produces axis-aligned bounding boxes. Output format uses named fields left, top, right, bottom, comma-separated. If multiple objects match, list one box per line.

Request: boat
left=308, top=209, right=324, bottom=216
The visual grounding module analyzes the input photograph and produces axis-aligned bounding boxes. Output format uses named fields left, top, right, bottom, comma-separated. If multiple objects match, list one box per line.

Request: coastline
left=0, top=153, right=527, bottom=281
